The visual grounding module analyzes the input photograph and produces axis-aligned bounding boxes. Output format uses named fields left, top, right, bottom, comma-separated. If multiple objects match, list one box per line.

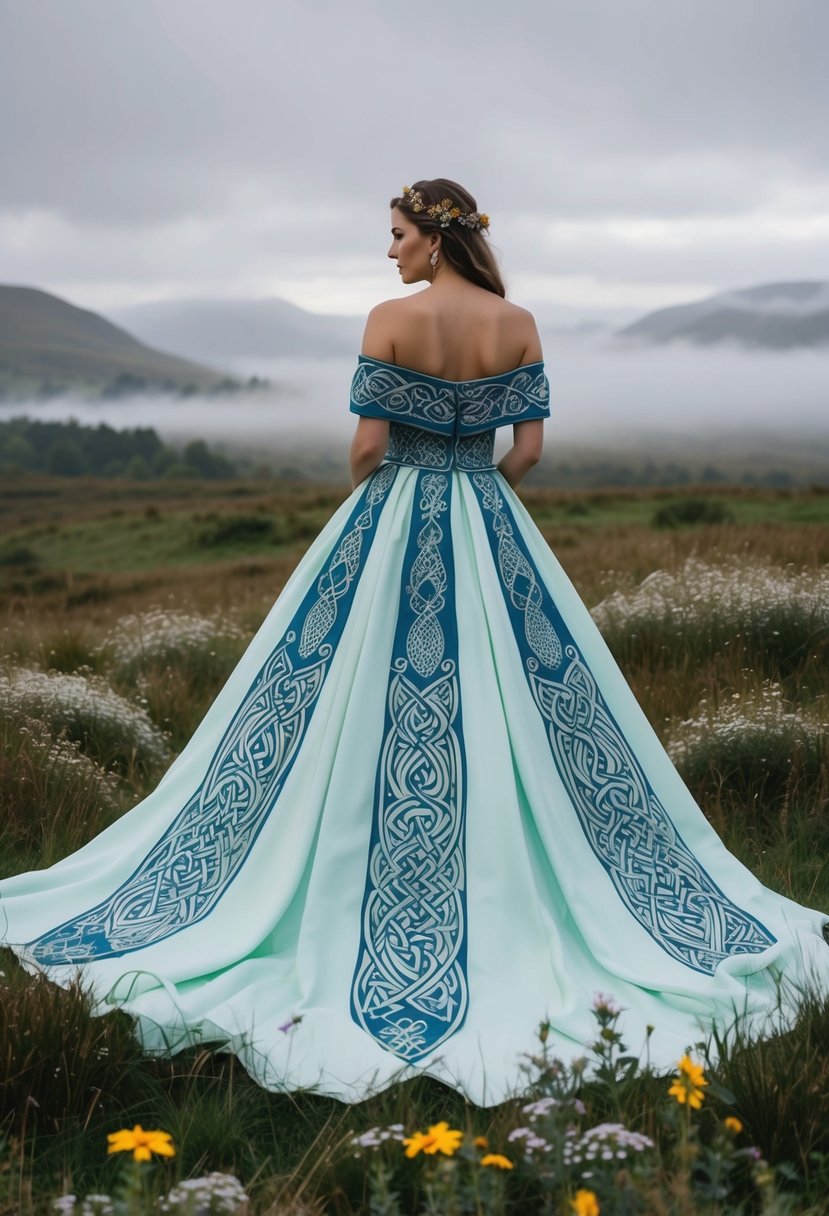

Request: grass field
left=1, top=474, right=829, bottom=1214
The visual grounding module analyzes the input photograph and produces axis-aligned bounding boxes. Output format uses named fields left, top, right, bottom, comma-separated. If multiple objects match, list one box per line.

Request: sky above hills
left=2, top=0, right=828, bottom=324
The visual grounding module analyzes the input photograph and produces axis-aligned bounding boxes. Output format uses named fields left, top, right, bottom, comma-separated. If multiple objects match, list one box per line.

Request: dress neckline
left=357, top=353, right=545, bottom=387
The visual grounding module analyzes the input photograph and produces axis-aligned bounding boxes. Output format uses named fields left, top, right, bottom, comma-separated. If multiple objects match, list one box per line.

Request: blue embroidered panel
left=351, top=470, right=468, bottom=1061
left=350, top=355, right=550, bottom=437
left=386, top=423, right=496, bottom=472
left=28, top=464, right=399, bottom=965
left=469, top=472, right=777, bottom=975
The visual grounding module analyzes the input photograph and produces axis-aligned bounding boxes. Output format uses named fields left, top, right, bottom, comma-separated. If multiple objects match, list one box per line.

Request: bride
left=2, top=178, right=828, bottom=1106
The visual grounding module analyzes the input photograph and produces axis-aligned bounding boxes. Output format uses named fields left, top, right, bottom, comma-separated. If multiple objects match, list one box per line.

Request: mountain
left=618, top=281, right=829, bottom=349
left=106, top=297, right=365, bottom=364
left=0, top=284, right=241, bottom=399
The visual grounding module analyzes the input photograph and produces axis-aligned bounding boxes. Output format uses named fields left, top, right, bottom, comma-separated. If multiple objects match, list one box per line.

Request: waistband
left=385, top=422, right=497, bottom=472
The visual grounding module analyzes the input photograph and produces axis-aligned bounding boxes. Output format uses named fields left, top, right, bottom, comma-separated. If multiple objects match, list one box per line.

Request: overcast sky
left=2, top=0, right=828, bottom=323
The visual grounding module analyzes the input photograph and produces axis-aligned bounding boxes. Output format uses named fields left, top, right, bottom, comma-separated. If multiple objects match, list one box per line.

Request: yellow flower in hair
left=479, top=213, right=490, bottom=228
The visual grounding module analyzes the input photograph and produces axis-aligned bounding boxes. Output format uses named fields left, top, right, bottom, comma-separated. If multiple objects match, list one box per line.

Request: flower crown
left=401, top=185, right=490, bottom=232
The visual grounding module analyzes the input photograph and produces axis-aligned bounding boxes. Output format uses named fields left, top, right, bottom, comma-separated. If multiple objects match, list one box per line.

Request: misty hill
left=618, top=281, right=829, bottom=349
left=0, top=284, right=242, bottom=399
left=106, top=297, right=365, bottom=364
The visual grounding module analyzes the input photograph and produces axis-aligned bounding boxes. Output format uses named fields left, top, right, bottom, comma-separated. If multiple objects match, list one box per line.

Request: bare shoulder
left=361, top=297, right=411, bottom=360
left=502, top=301, right=543, bottom=364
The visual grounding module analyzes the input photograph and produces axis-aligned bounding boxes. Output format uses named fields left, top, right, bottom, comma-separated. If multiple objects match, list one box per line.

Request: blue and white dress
left=2, top=355, right=828, bottom=1105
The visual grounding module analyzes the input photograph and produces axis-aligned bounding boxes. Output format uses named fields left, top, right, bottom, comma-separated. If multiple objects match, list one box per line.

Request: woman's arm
left=349, top=304, right=395, bottom=488
left=497, top=419, right=544, bottom=487
left=497, top=311, right=545, bottom=488
left=350, top=416, right=389, bottom=489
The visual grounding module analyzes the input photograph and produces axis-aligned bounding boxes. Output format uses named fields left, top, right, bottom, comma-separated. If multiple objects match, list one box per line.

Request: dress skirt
left=2, top=462, right=828, bottom=1106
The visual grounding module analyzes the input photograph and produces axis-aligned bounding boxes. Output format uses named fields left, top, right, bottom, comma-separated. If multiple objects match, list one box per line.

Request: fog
left=4, top=338, right=828, bottom=471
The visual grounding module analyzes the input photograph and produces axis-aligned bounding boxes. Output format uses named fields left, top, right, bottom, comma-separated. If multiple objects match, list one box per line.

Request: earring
left=430, top=249, right=439, bottom=269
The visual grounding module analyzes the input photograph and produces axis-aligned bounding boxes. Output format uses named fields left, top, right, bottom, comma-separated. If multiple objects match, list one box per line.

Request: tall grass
left=2, top=481, right=829, bottom=1211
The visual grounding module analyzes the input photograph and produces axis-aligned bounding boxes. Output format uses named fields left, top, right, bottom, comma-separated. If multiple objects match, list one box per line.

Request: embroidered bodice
left=349, top=355, right=551, bottom=472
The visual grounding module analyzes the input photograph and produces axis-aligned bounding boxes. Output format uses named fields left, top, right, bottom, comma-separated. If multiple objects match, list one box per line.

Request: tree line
left=0, top=417, right=239, bottom=479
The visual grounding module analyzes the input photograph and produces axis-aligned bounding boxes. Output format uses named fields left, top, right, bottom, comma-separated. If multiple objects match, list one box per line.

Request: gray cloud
left=1, top=0, right=828, bottom=317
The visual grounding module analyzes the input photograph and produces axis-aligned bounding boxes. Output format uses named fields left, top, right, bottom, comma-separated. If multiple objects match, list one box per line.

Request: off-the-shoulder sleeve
left=349, top=357, right=457, bottom=434
left=457, top=363, right=551, bottom=434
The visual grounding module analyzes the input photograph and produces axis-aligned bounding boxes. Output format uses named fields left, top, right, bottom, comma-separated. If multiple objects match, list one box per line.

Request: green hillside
left=0, top=284, right=242, bottom=399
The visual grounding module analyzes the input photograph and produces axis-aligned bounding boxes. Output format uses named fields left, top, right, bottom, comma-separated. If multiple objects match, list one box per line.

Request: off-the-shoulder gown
left=2, top=355, right=828, bottom=1105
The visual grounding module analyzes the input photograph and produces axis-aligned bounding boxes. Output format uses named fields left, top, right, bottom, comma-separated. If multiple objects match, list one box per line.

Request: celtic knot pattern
left=350, top=356, right=551, bottom=437
left=387, top=424, right=451, bottom=470
left=351, top=471, right=468, bottom=1060
left=470, top=471, right=776, bottom=974
left=29, top=463, right=399, bottom=965
left=350, top=361, right=456, bottom=431
left=458, top=366, right=550, bottom=431
left=406, top=475, right=448, bottom=678
left=386, top=423, right=497, bottom=472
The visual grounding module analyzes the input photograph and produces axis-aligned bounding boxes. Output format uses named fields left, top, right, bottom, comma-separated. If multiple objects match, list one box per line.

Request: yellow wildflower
left=107, top=1125, right=175, bottom=1162
left=571, top=1189, right=600, bottom=1216
left=403, top=1121, right=463, bottom=1158
left=479, top=214, right=490, bottom=228
left=724, top=1116, right=743, bottom=1134
left=667, top=1053, right=708, bottom=1109
left=480, top=1152, right=513, bottom=1169
left=473, top=1135, right=489, bottom=1149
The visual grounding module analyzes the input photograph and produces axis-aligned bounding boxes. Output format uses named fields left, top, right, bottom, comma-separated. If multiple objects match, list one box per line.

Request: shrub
left=0, top=667, right=169, bottom=777
left=651, top=498, right=735, bottom=528
left=97, top=609, right=248, bottom=748
left=0, top=713, right=122, bottom=867
left=591, top=557, right=829, bottom=677
left=666, top=682, right=828, bottom=814
left=196, top=513, right=279, bottom=548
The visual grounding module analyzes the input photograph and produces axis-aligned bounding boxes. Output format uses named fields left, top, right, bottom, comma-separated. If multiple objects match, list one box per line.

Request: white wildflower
left=159, top=1171, right=248, bottom=1214
left=591, top=556, right=829, bottom=639
left=98, top=608, right=246, bottom=674
left=667, top=681, right=825, bottom=765
left=0, top=668, right=168, bottom=768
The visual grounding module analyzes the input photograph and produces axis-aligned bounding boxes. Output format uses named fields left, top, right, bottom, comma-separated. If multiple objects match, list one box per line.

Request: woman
left=2, top=179, right=828, bottom=1107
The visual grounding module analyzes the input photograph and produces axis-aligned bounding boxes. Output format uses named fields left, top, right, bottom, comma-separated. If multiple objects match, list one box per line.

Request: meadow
left=1, top=475, right=829, bottom=1215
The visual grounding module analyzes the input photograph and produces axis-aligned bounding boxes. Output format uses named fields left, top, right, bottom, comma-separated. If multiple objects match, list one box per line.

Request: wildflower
left=522, top=1096, right=558, bottom=1118
left=480, top=1153, right=513, bottom=1169
left=403, top=1122, right=463, bottom=1158
left=667, top=1054, right=708, bottom=1109
left=351, top=1125, right=405, bottom=1150
left=473, top=1135, right=489, bottom=1149
left=1, top=668, right=168, bottom=767
left=106, top=1125, right=175, bottom=1162
left=592, top=992, right=621, bottom=1015
left=562, top=1123, right=653, bottom=1165
left=571, top=1189, right=600, bottom=1216
left=278, top=1014, right=302, bottom=1033
left=724, top=1116, right=743, bottom=1134
left=159, top=1172, right=247, bottom=1214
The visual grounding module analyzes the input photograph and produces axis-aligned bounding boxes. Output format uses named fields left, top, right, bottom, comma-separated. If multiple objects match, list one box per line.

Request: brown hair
left=390, top=178, right=506, bottom=298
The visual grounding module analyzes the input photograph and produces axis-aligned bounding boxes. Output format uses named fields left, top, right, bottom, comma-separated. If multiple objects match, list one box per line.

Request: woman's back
left=371, top=286, right=539, bottom=382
